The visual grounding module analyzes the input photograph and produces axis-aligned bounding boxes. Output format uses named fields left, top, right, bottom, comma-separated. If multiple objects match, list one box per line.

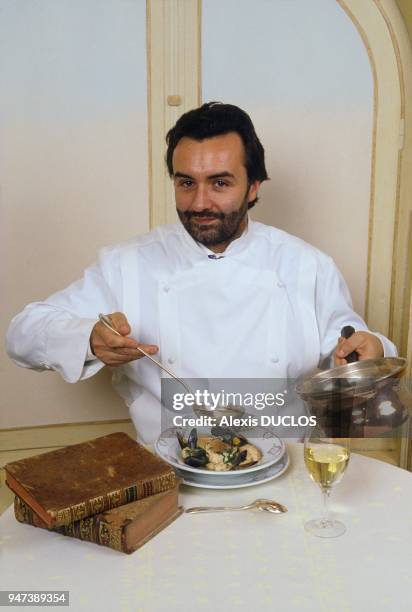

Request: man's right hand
left=90, top=312, right=159, bottom=366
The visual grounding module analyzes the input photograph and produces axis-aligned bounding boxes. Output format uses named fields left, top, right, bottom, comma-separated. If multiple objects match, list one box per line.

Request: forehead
left=172, top=132, right=246, bottom=175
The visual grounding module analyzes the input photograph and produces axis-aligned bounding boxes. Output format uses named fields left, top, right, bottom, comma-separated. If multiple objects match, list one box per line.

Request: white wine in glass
left=304, top=433, right=350, bottom=538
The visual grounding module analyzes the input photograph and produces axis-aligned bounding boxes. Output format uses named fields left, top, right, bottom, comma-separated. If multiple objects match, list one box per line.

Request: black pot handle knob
left=340, top=325, right=359, bottom=363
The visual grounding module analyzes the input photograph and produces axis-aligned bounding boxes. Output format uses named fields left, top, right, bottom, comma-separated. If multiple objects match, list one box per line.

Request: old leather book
left=14, top=484, right=183, bottom=554
left=5, top=432, right=178, bottom=528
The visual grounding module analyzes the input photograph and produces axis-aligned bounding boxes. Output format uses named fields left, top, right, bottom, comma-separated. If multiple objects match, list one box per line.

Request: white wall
left=1, top=0, right=148, bottom=428
left=202, top=0, right=373, bottom=316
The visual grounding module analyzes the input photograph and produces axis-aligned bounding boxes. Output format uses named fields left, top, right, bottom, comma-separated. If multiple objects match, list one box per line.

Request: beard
left=177, top=196, right=249, bottom=247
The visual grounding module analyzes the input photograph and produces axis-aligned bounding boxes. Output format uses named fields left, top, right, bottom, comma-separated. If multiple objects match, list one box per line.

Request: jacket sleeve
left=5, top=247, right=119, bottom=383
left=315, top=255, right=397, bottom=366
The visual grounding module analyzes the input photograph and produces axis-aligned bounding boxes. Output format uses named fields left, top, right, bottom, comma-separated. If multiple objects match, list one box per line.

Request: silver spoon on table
left=98, top=313, right=195, bottom=396
left=185, top=499, right=287, bottom=514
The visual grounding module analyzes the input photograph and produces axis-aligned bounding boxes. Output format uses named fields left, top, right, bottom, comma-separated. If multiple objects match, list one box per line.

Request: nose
left=191, top=184, right=209, bottom=212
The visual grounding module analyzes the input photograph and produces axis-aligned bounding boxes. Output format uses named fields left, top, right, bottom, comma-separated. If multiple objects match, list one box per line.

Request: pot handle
left=340, top=325, right=359, bottom=363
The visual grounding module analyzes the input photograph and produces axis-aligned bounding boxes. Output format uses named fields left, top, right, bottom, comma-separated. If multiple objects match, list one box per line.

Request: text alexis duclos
left=172, top=414, right=317, bottom=428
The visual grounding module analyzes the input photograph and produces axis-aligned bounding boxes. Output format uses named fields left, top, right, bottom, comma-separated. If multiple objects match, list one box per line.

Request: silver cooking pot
left=296, top=357, right=410, bottom=436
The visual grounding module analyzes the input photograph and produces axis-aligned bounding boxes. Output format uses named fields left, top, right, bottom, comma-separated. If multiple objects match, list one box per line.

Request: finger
left=112, top=345, right=159, bottom=359
left=333, top=346, right=346, bottom=366
left=95, top=344, right=159, bottom=363
left=95, top=324, right=139, bottom=350
left=135, top=343, right=159, bottom=356
left=110, top=348, right=146, bottom=358
left=335, top=335, right=361, bottom=359
left=106, top=344, right=159, bottom=362
left=108, top=312, right=131, bottom=336
left=95, top=349, right=140, bottom=366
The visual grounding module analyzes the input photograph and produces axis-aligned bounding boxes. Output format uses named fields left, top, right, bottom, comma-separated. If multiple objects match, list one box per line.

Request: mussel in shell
left=177, top=427, right=198, bottom=450
left=177, top=428, right=208, bottom=467
left=181, top=447, right=209, bottom=467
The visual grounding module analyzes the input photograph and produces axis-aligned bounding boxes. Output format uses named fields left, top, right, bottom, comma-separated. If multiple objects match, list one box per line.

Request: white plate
left=155, top=425, right=285, bottom=477
left=177, top=451, right=290, bottom=489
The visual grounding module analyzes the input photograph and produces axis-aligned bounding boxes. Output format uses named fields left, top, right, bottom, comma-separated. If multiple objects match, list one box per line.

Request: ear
left=247, top=180, right=260, bottom=204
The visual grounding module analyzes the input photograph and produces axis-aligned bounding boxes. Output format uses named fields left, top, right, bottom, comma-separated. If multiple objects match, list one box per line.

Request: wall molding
left=146, top=0, right=201, bottom=227
left=0, top=419, right=136, bottom=452
left=337, top=0, right=412, bottom=352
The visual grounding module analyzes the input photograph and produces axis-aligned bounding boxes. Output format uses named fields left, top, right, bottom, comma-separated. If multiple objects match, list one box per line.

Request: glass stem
left=321, top=487, right=331, bottom=523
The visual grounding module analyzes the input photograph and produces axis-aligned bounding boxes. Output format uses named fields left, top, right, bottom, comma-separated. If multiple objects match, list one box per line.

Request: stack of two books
left=5, top=432, right=182, bottom=554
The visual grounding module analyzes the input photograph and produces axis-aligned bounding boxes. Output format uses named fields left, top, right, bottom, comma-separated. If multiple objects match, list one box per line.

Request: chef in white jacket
left=6, top=102, right=397, bottom=443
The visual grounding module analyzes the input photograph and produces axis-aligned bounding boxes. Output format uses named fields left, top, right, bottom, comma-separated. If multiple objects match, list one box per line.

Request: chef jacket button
left=271, top=357, right=279, bottom=364
left=167, top=357, right=175, bottom=364
left=163, top=286, right=170, bottom=293
left=277, top=281, right=285, bottom=289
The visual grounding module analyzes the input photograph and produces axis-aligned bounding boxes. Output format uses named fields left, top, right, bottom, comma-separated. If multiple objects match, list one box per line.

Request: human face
left=172, top=132, right=260, bottom=253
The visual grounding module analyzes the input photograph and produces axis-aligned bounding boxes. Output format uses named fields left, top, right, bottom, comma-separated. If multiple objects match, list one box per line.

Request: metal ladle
left=98, top=314, right=244, bottom=420
left=185, top=499, right=287, bottom=514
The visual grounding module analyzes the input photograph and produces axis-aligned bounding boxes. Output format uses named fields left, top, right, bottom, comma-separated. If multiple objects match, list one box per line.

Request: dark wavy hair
left=165, top=102, right=269, bottom=208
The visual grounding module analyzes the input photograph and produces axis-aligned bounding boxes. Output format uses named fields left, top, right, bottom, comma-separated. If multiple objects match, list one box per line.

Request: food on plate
left=176, top=427, right=262, bottom=471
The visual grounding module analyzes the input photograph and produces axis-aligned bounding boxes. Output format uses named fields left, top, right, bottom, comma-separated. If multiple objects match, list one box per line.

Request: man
left=6, top=102, right=396, bottom=442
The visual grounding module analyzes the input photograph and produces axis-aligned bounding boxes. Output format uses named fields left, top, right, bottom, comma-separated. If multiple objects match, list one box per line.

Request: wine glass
left=304, top=430, right=350, bottom=538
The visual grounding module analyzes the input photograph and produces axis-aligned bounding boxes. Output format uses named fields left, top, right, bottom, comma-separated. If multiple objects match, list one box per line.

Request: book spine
left=14, top=497, right=125, bottom=553
left=50, top=470, right=177, bottom=527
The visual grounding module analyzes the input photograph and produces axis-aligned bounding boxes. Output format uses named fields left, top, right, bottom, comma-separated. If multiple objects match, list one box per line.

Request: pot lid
left=296, top=357, right=407, bottom=399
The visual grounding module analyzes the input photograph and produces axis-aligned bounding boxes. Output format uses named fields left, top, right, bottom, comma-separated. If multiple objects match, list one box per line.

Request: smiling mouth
left=192, top=216, right=220, bottom=225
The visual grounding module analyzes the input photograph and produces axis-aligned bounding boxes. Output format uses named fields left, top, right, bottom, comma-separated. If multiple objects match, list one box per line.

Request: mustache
left=182, top=210, right=225, bottom=220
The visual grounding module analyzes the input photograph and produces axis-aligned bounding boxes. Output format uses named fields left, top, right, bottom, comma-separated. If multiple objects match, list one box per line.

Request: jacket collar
left=178, top=216, right=255, bottom=259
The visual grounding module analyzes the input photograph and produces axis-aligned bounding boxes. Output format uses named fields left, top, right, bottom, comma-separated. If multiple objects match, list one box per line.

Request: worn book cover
left=5, top=432, right=178, bottom=528
left=14, top=484, right=183, bottom=554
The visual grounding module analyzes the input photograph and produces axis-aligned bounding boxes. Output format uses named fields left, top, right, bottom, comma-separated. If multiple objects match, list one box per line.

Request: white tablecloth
left=1, top=443, right=412, bottom=612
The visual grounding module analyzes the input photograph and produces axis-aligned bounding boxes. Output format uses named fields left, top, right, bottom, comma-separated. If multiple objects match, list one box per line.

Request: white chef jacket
left=6, top=220, right=397, bottom=442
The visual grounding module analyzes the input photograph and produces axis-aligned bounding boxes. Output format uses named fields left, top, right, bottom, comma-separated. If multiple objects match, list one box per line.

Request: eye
left=177, top=179, right=194, bottom=188
left=214, top=179, right=229, bottom=188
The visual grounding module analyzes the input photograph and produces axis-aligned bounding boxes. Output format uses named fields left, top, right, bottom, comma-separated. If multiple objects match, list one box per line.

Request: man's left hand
left=334, top=331, right=384, bottom=366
